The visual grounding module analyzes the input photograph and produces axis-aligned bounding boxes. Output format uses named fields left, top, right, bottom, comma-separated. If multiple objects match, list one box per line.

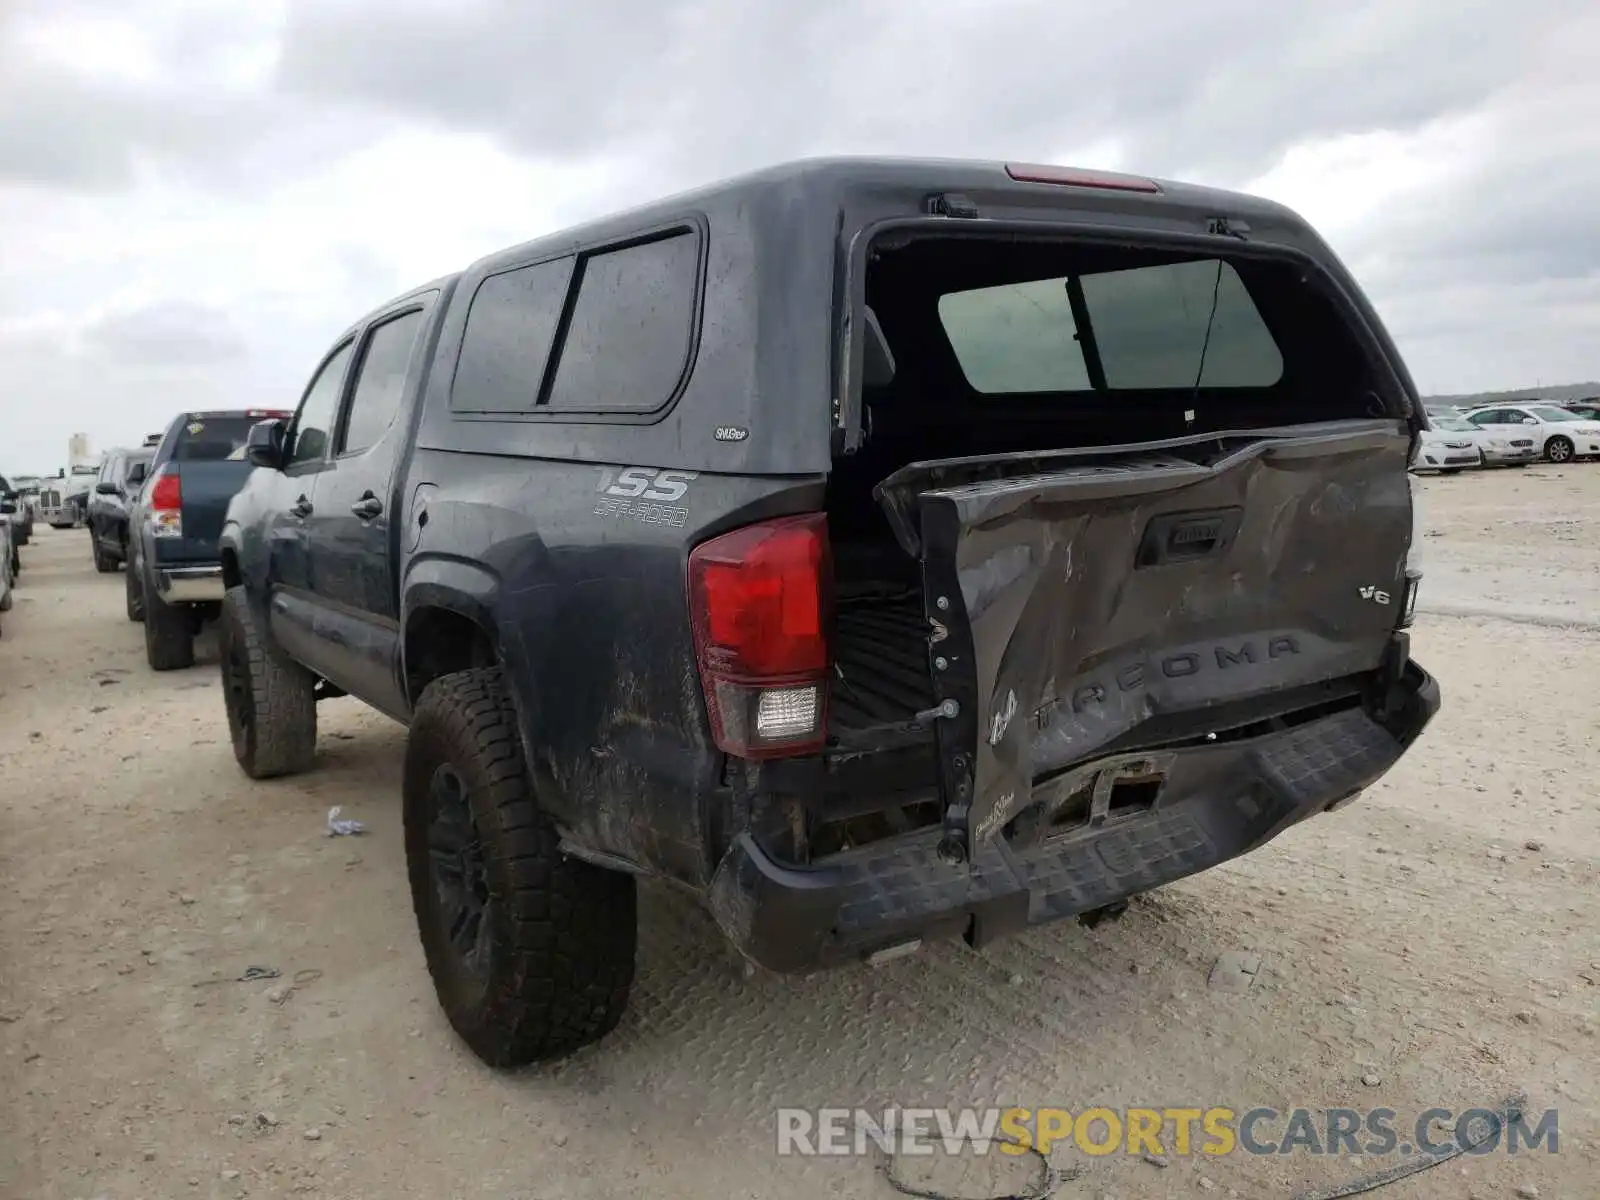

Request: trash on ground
left=326, top=806, right=366, bottom=837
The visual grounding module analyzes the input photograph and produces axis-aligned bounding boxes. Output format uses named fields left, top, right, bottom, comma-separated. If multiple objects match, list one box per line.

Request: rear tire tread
left=404, top=667, right=635, bottom=1067
left=219, top=586, right=317, bottom=779
left=142, top=571, right=195, bottom=671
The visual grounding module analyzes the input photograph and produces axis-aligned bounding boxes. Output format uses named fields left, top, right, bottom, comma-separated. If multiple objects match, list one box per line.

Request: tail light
left=147, top=467, right=182, bottom=538
left=688, top=514, right=831, bottom=759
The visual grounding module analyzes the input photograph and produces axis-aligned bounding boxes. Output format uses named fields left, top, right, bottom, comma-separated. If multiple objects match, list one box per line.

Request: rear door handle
left=351, top=494, right=383, bottom=520
left=290, top=496, right=313, bottom=519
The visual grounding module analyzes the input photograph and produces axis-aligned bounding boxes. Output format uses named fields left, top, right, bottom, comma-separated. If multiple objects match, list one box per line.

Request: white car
left=1463, top=403, right=1600, bottom=464
left=1412, top=418, right=1483, bottom=473
left=1433, top=414, right=1538, bottom=468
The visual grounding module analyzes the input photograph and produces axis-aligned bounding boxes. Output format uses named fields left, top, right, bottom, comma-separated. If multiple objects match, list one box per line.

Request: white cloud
left=2, top=0, right=1599, bottom=475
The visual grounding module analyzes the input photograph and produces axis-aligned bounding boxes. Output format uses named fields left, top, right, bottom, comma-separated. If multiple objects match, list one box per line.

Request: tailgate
left=875, top=421, right=1415, bottom=853
left=165, top=461, right=255, bottom=562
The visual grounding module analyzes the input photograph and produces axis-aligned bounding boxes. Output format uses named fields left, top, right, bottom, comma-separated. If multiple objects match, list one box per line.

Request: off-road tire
left=404, top=667, right=636, bottom=1066
left=1545, top=435, right=1574, bottom=464
left=217, top=586, right=317, bottom=778
left=142, top=571, right=195, bottom=671
left=91, top=533, right=116, bottom=573
left=125, top=559, right=144, bottom=622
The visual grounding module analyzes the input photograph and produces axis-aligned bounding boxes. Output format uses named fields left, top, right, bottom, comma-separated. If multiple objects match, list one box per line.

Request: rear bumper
left=157, top=564, right=225, bottom=603
left=710, top=662, right=1439, bottom=974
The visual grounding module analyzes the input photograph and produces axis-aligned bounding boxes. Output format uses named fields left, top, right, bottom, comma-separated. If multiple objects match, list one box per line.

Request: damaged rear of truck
left=687, top=160, right=1438, bottom=972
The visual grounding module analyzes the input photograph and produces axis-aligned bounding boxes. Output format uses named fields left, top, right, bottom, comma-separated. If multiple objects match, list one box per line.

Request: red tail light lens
left=149, top=469, right=181, bottom=511
left=147, top=467, right=183, bottom=538
left=688, top=514, right=831, bottom=759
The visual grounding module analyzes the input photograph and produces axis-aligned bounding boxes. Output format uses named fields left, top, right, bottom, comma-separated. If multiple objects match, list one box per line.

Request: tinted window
left=452, top=257, right=575, bottom=412
left=545, top=232, right=700, bottom=411
left=936, top=278, right=1091, bottom=393
left=341, top=310, right=424, bottom=454
left=172, top=417, right=262, bottom=462
left=290, top=343, right=354, bottom=467
left=938, top=258, right=1283, bottom=393
left=1083, top=260, right=1283, bottom=388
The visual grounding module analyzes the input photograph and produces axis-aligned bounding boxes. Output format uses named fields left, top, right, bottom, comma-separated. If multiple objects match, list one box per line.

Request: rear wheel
left=404, top=667, right=636, bottom=1066
left=1545, top=435, right=1574, bottom=464
left=125, top=559, right=144, bottom=622
left=92, top=534, right=116, bottom=573
left=142, top=572, right=195, bottom=671
left=218, top=586, right=317, bottom=778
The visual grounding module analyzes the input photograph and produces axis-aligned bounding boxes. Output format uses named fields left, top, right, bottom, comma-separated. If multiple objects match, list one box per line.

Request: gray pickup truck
left=127, top=409, right=290, bottom=669
left=218, top=157, right=1439, bottom=1066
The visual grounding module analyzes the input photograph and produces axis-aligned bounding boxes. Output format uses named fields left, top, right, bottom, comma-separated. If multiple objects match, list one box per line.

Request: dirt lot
left=2, top=468, right=1597, bottom=1200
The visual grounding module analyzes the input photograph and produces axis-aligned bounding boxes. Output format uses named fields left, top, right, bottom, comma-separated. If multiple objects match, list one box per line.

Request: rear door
left=300, top=300, right=433, bottom=715
left=90, top=453, right=120, bottom=551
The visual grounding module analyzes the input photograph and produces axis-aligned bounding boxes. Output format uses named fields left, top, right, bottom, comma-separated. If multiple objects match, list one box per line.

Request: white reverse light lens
left=755, top=685, right=820, bottom=740
left=1405, top=472, right=1424, bottom=573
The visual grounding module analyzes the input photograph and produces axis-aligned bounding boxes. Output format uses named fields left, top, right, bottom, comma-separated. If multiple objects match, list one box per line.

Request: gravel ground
left=2, top=466, right=1596, bottom=1200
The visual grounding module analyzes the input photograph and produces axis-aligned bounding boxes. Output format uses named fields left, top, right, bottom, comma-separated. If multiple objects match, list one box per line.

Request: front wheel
left=1545, top=435, right=1574, bottom=464
left=91, top=532, right=116, bottom=573
left=404, top=667, right=636, bottom=1066
left=218, top=586, right=317, bottom=778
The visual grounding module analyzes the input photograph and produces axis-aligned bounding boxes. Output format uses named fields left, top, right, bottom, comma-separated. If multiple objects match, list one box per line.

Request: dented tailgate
left=874, top=421, right=1416, bottom=857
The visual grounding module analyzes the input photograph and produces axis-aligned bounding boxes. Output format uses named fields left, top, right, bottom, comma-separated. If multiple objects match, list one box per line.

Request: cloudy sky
left=2, top=0, right=1597, bottom=476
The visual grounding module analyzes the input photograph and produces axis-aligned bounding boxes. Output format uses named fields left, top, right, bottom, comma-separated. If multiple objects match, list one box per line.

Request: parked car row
left=80, top=412, right=290, bottom=669
left=0, top=473, right=25, bottom=636
left=1414, top=402, right=1600, bottom=471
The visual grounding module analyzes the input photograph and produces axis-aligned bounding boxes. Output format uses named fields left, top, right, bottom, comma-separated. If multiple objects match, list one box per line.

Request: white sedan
left=1412, top=419, right=1483, bottom=473
left=1462, top=403, right=1600, bottom=464
left=1435, top=414, right=1538, bottom=468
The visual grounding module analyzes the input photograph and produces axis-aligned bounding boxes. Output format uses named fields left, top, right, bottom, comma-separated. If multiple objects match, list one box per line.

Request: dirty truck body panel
left=222, top=157, right=1438, bottom=975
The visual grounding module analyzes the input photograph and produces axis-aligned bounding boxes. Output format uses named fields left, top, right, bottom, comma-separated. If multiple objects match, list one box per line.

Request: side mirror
left=245, top=418, right=288, bottom=469
left=95, top=481, right=120, bottom=495
left=1521, top=417, right=1538, bottom=425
